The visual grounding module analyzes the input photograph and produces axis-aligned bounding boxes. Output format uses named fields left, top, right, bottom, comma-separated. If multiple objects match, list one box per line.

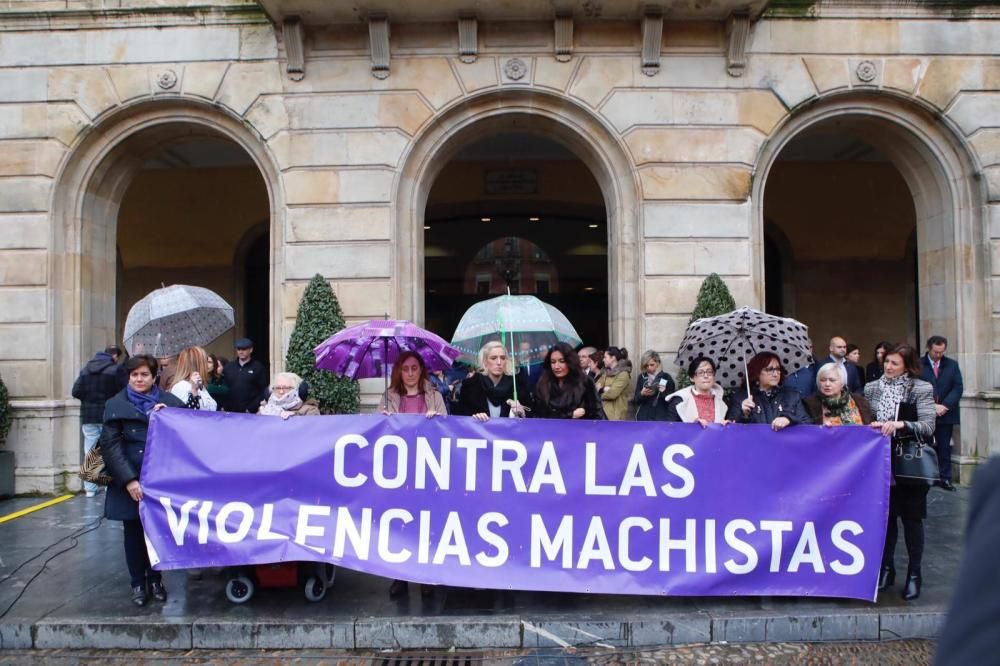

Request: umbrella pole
left=503, top=289, right=518, bottom=407
left=744, top=359, right=751, bottom=398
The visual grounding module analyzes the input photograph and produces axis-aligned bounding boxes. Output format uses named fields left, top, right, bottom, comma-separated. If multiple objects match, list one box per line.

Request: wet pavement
left=0, top=487, right=966, bottom=650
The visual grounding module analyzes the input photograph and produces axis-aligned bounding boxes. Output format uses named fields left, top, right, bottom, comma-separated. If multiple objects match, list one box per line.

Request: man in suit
left=920, top=335, right=964, bottom=491
left=784, top=339, right=818, bottom=398
left=816, top=336, right=862, bottom=393
left=223, top=337, right=269, bottom=413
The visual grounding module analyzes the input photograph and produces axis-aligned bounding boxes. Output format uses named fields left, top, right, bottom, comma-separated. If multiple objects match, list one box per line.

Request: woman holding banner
left=663, top=357, right=728, bottom=426
left=725, top=352, right=810, bottom=431
left=378, top=351, right=447, bottom=417
left=455, top=341, right=530, bottom=420
left=380, top=350, right=445, bottom=599
left=803, top=363, right=873, bottom=426
left=101, top=354, right=185, bottom=607
left=864, top=343, right=936, bottom=601
left=530, top=342, right=603, bottom=419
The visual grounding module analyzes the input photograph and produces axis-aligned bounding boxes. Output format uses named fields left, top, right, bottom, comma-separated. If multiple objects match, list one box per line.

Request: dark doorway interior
left=424, top=133, right=609, bottom=350
left=243, top=232, right=270, bottom=373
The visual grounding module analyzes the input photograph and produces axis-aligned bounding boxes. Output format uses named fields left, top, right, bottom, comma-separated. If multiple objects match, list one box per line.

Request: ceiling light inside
left=481, top=217, right=492, bottom=222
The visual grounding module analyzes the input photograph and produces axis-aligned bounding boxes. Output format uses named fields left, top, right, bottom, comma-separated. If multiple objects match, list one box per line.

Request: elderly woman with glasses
left=803, top=362, right=874, bottom=426
left=663, top=357, right=729, bottom=427
left=259, top=372, right=320, bottom=418
left=725, top=351, right=810, bottom=431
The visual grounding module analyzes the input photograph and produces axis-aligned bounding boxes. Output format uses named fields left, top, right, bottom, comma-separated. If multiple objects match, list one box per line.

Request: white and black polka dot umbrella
left=674, top=306, right=814, bottom=389
left=123, top=284, right=234, bottom=357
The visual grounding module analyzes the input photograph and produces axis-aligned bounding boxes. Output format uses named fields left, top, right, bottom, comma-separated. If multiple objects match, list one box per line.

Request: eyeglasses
left=762, top=366, right=782, bottom=374
left=272, top=385, right=295, bottom=392
left=693, top=369, right=715, bottom=377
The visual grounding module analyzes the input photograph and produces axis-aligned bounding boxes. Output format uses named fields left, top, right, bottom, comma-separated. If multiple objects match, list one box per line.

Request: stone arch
left=49, top=98, right=284, bottom=398
left=394, top=88, right=642, bottom=350
left=752, top=90, right=989, bottom=387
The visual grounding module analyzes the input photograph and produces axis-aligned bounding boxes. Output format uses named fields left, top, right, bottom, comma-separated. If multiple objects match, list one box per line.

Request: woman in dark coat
left=866, top=341, right=891, bottom=384
left=530, top=342, right=603, bottom=420
left=725, top=351, right=810, bottom=430
left=633, top=349, right=675, bottom=421
left=803, top=362, right=874, bottom=426
left=864, top=343, right=936, bottom=601
left=455, top=341, right=531, bottom=420
left=101, top=354, right=185, bottom=607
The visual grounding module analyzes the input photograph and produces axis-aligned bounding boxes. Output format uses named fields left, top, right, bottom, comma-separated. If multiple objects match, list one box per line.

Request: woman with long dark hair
left=864, top=342, right=936, bottom=601
left=101, top=355, right=185, bottom=606
left=866, top=341, right=891, bottom=383
left=530, top=342, right=602, bottom=419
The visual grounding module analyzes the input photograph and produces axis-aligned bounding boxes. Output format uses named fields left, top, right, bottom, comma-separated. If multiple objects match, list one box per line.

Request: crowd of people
left=73, top=329, right=964, bottom=606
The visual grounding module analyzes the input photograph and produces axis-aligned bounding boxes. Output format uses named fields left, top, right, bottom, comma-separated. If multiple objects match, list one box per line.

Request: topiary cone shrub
left=285, top=274, right=360, bottom=414
left=0, top=371, right=11, bottom=447
left=674, top=273, right=736, bottom=389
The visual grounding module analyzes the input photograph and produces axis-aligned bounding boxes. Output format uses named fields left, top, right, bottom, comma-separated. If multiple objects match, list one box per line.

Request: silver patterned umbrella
left=123, top=284, right=235, bottom=357
left=674, top=306, right=814, bottom=390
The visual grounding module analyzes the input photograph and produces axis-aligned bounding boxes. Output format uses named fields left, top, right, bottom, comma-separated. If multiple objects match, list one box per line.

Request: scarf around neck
left=478, top=372, right=514, bottom=408
left=259, top=389, right=303, bottom=416
left=126, top=385, right=162, bottom=415
left=820, top=388, right=852, bottom=419
left=875, top=374, right=911, bottom=422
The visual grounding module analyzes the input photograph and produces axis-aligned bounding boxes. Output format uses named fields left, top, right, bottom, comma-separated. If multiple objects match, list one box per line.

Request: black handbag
left=891, top=397, right=939, bottom=485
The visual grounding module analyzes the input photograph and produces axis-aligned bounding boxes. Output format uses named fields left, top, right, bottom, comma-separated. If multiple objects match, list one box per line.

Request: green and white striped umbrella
left=450, top=294, right=583, bottom=368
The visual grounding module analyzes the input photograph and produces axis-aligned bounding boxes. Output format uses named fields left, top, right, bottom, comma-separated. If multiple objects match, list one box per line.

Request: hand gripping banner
left=139, top=410, right=890, bottom=601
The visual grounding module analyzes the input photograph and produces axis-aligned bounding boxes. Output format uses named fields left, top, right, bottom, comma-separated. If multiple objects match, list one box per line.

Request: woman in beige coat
left=596, top=347, right=632, bottom=421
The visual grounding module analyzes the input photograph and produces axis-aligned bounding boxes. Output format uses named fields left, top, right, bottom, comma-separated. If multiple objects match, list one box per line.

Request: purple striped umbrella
left=313, top=320, right=461, bottom=393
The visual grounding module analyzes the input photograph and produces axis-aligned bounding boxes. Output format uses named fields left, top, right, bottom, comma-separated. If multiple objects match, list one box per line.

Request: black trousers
left=935, top=423, right=954, bottom=483
left=882, top=485, right=929, bottom=574
left=123, top=519, right=160, bottom=588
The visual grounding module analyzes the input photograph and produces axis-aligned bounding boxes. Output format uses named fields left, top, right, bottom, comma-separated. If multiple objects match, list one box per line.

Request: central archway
left=394, top=90, right=642, bottom=352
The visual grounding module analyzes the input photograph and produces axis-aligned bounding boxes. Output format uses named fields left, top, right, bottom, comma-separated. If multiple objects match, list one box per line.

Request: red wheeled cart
left=224, top=562, right=336, bottom=603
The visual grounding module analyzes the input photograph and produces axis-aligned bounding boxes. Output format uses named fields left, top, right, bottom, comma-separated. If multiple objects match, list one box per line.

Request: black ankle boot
left=131, top=584, right=149, bottom=607
left=902, top=571, right=921, bottom=600
left=878, top=565, right=895, bottom=590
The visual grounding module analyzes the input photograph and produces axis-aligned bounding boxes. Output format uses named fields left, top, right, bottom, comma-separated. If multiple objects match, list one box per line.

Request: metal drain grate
left=372, top=654, right=477, bottom=666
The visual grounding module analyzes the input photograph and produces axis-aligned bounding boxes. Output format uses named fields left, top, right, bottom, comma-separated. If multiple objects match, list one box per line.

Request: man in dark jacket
left=920, top=335, right=964, bottom=491
left=223, top=337, right=268, bottom=413
left=71, top=346, right=122, bottom=496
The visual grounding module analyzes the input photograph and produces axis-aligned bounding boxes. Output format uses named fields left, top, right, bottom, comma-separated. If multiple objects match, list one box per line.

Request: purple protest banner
left=139, top=410, right=889, bottom=601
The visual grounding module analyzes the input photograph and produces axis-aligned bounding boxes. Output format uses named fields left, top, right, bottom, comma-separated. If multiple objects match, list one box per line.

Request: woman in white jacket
left=166, top=346, right=217, bottom=411
left=663, top=357, right=728, bottom=427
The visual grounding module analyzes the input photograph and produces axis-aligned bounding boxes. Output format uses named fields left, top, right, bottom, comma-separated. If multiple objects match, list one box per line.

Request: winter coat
left=294, top=399, right=321, bottom=416
left=222, top=358, right=269, bottom=413
left=101, top=389, right=185, bottom=521
left=725, top=385, right=811, bottom=426
left=596, top=361, right=632, bottom=421
left=633, top=370, right=675, bottom=421
left=663, top=385, right=728, bottom=424
left=802, top=392, right=874, bottom=425
left=530, top=375, right=605, bottom=420
left=455, top=372, right=531, bottom=418
left=379, top=382, right=448, bottom=414
left=71, top=352, right=122, bottom=424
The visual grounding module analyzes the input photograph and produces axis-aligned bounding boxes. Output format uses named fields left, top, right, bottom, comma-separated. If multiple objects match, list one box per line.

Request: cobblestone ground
left=0, top=640, right=935, bottom=665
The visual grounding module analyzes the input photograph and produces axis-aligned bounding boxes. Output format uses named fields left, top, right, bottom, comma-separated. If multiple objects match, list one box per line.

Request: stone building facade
left=1, top=0, right=999, bottom=492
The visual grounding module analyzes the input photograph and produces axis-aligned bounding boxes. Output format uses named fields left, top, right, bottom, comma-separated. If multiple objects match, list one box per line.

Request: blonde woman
left=455, top=341, right=530, bottom=421
left=259, top=372, right=320, bottom=419
left=167, top=346, right=217, bottom=411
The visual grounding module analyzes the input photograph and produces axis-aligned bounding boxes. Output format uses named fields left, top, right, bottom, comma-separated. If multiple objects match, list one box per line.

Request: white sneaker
left=85, top=490, right=97, bottom=497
